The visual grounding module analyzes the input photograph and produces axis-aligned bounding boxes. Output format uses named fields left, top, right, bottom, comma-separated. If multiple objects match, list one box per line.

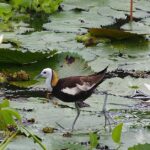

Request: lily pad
left=128, top=143, right=150, bottom=150
left=98, top=6, right=127, bottom=20
left=0, top=52, right=92, bottom=87
left=0, top=3, right=12, bottom=21
left=43, top=11, right=114, bottom=33
left=89, top=28, right=146, bottom=40
left=121, top=22, right=150, bottom=34
left=0, top=48, right=57, bottom=64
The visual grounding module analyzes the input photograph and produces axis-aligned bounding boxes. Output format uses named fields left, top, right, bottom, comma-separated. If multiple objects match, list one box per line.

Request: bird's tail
left=90, top=66, right=108, bottom=91
left=96, top=65, right=109, bottom=75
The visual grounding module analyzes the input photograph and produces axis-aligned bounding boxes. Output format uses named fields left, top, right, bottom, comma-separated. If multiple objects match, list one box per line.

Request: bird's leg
left=46, top=91, right=51, bottom=99
left=56, top=102, right=81, bottom=132
left=102, top=92, right=108, bottom=113
left=71, top=102, right=80, bottom=132
left=101, top=93, right=116, bottom=130
left=102, top=93, right=111, bottom=129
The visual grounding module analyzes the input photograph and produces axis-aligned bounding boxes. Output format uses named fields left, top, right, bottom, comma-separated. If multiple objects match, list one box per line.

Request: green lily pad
left=0, top=48, right=57, bottom=64
left=98, top=6, right=126, bottom=20
left=0, top=3, right=12, bottom=21
left=0, top=52, right=92, bottom=87
left=62, top=0, right=108, bottom=11
left=121, top=22, right=150, bottom=34
left=128, top=143, right=150, bottom=150
left=141, top=17, right=150, bottom=26
left=43, top=11, right=114, bottom=33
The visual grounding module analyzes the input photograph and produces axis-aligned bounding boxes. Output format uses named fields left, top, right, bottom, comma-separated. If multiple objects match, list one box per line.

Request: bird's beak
left=34, top=74, right=42, bottom=80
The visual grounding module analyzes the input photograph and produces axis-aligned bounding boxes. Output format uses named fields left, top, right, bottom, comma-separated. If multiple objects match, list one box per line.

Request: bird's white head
left=38, top=68, right=58, bottom=92
left=40, top=68, right=53, bottom=79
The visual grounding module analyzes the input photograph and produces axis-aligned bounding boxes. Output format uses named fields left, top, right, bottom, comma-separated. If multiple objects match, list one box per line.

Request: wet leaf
left=112, top=123, right=123, bottom=144
left=0, top=48, right=57, bottom=64
left=2, top=108, right=21, bottom=121
left=0, top=3, right=12, bottom=21
left=0, top=99, right=21, bottom=131
left=1, top=0, right=150, bottom=149
left=42, top=127, right=54, bottom=134
left=0, top=52, right=92, bottom=87
left=121, top=22, right=150, bottom=35
left=128, top=143, right=150, bottom=150
left=89, top=28, right=146, bottom=40
left=76, top=33, right=110, bottom=46
left=89, top=132, right=99, bottom=149
left=43, top=11, right=114, bottom=33
left=0, top=99, right=10, bottom=108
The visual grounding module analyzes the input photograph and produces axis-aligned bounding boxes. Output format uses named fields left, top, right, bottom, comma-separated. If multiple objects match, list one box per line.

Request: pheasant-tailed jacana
left=37, top=66, right=108, bottom=131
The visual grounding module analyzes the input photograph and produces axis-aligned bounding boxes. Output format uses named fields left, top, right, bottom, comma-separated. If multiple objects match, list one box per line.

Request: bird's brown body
left=38, top=66, right=108, bottom=131
left=52, top=67, right=107, bottom=103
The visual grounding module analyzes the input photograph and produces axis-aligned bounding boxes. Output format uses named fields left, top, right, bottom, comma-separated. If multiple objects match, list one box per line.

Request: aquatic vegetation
left=0, top=0, right=150, bottom=149
left=0, top=0, right=63, bottom=22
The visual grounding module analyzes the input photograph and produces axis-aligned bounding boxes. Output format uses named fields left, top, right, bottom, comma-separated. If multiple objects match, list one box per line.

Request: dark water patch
left=3, top=84, right=47, bottom=98
left=25, top=13, right=50, bottom=32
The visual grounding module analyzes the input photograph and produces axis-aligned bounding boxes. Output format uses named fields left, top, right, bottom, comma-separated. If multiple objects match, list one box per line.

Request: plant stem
left=130, top=0, right=133, bottom=22
left=20, top=125, right=47, bottom=150
left=0, top=132, right=18, bottom=150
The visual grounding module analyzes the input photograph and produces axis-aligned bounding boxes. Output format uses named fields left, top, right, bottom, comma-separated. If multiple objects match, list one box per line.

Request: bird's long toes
left=55, top=122, right=66, bottom=130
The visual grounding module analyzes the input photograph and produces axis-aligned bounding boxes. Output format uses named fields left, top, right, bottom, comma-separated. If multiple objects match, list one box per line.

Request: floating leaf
left=128, top=143, right=150, bottom=150
left=0, top=48, right=57, bottom=64
left=0, top=99, right=21, bottom=131
left=0, top=99, right=9, bottom=108
left=0, top=52, right=92, bottom=87
left=112, top=123, right=123, bottom=144
left=121, top=22, right=150, bottom=35
left=2, top=108, right=21, bottom=121
left=89, top=132, right=99, bottom=149
left=0, top=3, right=12, bottom=21
left=88, top=28, right=146, bottom=40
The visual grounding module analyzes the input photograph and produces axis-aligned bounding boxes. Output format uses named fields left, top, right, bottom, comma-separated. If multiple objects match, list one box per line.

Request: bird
left=36, top=66, right=108, bottom=131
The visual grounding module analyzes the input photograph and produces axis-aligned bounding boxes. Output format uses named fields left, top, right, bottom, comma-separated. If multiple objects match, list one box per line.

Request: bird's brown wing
left=55, top=67, right=107, bottom=96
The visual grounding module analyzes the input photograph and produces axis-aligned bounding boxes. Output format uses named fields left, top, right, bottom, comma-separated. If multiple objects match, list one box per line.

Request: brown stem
left=130, top=0, right=133, bottom=22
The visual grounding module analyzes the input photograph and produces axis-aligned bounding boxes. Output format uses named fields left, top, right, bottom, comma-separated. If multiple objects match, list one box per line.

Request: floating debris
left=130, top=90, right=150, bottom=100
left=42, top=127, right=55, bottom=133
left=62, top=132, right=72, bottom=137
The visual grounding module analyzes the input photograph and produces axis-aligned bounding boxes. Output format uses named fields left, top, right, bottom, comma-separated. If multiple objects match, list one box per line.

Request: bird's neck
left=51, top=70, right=59, bottom=87
left=46, top=77, right=52, bottom=91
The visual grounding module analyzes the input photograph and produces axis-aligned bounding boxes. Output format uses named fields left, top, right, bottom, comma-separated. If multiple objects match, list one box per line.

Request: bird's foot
left=55, top=122, right=75, bottom=133
left=101, top=110, right=116, bottom=131
left=76, top=101, right=90, bottom=108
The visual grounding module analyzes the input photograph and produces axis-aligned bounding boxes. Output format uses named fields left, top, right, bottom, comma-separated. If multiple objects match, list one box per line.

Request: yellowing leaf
left=89, top=28, right=145, bottom=40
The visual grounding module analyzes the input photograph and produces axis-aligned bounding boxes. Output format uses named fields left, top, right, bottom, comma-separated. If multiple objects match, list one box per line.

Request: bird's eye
left=43, top=71, right=46, bottom=74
